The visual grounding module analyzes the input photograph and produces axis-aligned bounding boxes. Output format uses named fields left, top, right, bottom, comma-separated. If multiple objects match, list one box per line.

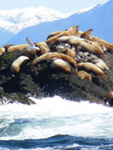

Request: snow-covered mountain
left=0, top=7, right=69, bottom=33
left=6, top=0, right=113, bottom=45
left=1, top=0, right=113, bottom=46
left=0, top=7, right=70, bottom=46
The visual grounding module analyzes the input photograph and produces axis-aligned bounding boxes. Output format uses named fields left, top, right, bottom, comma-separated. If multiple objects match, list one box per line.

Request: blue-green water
left=0, top=96, right=113, bottom=150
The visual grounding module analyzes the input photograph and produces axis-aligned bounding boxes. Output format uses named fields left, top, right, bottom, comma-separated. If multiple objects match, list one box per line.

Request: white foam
left=0, top=96, right=113, bottom=140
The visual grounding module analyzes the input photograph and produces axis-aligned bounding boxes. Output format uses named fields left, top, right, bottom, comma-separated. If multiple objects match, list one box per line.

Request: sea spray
left=0, top=96, right=113, bottom=149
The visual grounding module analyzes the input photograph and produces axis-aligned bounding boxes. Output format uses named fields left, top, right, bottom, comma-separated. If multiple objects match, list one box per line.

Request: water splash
left=0, top=96, right=113, bottom=141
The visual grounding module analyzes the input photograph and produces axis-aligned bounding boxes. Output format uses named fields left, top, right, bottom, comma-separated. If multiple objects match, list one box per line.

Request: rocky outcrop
left=0, top=26, right=113, bottom=106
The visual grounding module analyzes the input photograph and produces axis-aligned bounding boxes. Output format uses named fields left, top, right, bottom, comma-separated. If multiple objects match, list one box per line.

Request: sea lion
left=51, top=58, right=71, bottom=73
left=7, top=44, right=29, bottom=53
left=55, top=43, right=76, bottom=58
left=61, top=48, right=76, bottom=59
left=75, top=29, right=113, bottom=52
left=81, top=29, right=93, bottom=39
left=34, top=42, right=50, bottom=55
left=10, top=56, right=29, bottom=73
left=4, top=44, right=15, bottom=52
left=88, top=36, right=113, bottom=52
left=76, top=40, right=104, bottom=57
left=46, top=31, right=63, bottom=39
left=77, top=52, right=109, bottom=71
left=0, top=47, right=5, bottom=55
left=57, top=35, right=84, bottom=45
left=25, top=48, right=37, bottom=59
left=74, top=30, right=83, bottom=37
left=74, top=29, right=93, bottom=38
left=32, top=52, right=77, bottom=69
left=77, top=62, right=107, bottom=81
left=76, top=70, right=92, bottom=81
left=46, top=25, right=79, bottom=44
left=92, top=59, right=109, bottom=71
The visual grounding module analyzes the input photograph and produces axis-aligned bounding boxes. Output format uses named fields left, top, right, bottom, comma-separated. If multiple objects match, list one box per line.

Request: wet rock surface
left=0, top=51, right=112, bottom=106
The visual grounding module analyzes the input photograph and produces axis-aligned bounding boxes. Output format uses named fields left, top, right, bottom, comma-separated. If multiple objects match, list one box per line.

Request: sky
left=0, top=0, right=109, bottom=13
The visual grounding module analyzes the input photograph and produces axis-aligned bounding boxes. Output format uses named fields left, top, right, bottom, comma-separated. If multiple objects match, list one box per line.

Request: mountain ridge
left=0, top=7, right=71, bottom=46
left=0, top=6, right=70, bottom=33
left=1, top=0, right=113, bottom=46
left=6, top=0, right=113, bottom=45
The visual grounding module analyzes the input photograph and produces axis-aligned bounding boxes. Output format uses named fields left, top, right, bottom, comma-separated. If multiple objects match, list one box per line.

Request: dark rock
left=0, top=40, right=113, bottom=106
left=0, top=52, right=111, bottom=105
left=4, top=93, right=36, bottom=105
left=0, top=87, right=4, bottom=103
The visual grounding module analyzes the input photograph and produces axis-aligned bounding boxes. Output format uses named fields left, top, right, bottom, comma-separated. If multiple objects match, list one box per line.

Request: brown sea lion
left=89, top=36, right=113, bottom=52
left=7, top=44, right=29, bottom=53
left=25, top=48, right=37, bottom=59
left=74, top=30, right=83, bottom=37
left=34, top=42, right=50, bottom=55
left=10, top=56, right=29, bottom=73
left=56, top=43, right=76, bottom=59
left=74, top=29, right=93, bottom=38
left=76, top=70, right=92, bottom=81
left=32, top=52, right=77, bottom=69
left=46, top=25, right=79, bottom=44
left=81, top=29, right=93, bottom=39
left=92, top=59, right=109, bottom=71
left=50, top=58, right=71, bottom=73
left=46, top=31, right=63, bottom=39
left=61, top=48, right=76, bottom=59
left=4, top=44, right=15, bottom=52
left=77, top=62, right=107, bottom=81
left=57, top=35, right=84, bottom=45
left=75, top=29, right=113, bottom=52
left=76, top=40, right=104, bottom=57
left=0, top=47, right=5, bottom=55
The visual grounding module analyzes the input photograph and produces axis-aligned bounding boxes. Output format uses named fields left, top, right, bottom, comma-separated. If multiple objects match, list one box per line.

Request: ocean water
left=0, top=96, right=113, bottom=150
